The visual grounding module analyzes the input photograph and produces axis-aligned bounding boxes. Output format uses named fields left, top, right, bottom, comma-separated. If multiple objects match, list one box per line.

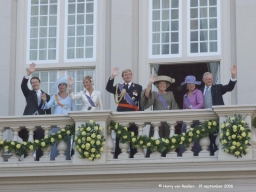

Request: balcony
left=0, top=105, right=256, bottom=192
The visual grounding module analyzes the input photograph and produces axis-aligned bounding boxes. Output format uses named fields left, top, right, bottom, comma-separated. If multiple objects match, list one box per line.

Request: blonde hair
left=122, top=69, right=132, bottom=77
left=83, top=75, right=94, bottom=85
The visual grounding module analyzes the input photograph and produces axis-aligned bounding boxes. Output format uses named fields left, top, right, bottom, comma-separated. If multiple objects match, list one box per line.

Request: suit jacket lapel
left=32, top=90, right=39, bottom=106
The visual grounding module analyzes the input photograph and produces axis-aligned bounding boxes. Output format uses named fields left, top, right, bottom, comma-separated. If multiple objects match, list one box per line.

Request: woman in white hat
left=41, top=75, right=76, bottom=160
left=141, top=75, right=179, bottom=157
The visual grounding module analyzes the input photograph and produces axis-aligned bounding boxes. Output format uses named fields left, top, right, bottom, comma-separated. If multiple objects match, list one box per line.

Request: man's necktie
left=124, top=84, right=129, bottom=90
left=37, top=90, right=41, bottom=106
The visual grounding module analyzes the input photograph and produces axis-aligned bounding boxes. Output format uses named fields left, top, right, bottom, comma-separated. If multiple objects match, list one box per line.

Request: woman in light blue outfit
left=42, top=75, right=76, bottom=160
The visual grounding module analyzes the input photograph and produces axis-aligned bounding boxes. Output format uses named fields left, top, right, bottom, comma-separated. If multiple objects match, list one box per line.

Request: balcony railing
left=0, top=105, right=255, bottom=165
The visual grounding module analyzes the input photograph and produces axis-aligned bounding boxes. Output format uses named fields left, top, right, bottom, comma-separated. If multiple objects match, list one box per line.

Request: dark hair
left=30, top=77, right=41, bottom=84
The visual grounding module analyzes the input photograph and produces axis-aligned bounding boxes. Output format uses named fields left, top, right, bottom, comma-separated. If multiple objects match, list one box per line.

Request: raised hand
left=27, top=63, right=36, bottom=75
left=230, top=65, right=237, bottom=78
left=149, top=75, right=157, bottom=84
left=111, top=67, right=119, bottom=79
left=41, top=93, right=47, bottom=102
left=68, top=76, right=73, bottom=87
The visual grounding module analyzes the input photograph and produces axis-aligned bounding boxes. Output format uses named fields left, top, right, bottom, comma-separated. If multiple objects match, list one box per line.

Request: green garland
left=74, top=120, right=105, bottom=161
left=0, top=124, right=75, bottom=157
left=220, top=114, right=251, bottom=158
left=109, top=120, right=219, bottom=153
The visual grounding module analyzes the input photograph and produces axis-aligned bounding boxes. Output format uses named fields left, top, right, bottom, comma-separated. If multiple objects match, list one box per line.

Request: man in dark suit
left=201, top=65, right=237, bottom=155
left=106, top=67, right=142, bottom=158
left=19, top=63, right=51, bottom=160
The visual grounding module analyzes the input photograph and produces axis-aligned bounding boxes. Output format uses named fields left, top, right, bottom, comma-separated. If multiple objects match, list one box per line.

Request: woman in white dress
left=68, top=76, right=103, bottom=111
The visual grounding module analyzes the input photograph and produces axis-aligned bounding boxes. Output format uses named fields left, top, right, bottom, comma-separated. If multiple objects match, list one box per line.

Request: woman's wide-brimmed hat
left=50, top=75, right=70, bottom=95
left=180, top=75, right=201, bottom=86
left=154, top=75, right=175, bottom=88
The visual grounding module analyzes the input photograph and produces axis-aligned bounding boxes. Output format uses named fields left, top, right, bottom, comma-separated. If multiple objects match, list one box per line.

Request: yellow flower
left=51, top=138, right=55, bottom=143
left=84, top=151, right=89, bottom=156
left=171, top=145, right=175, bottom=149
left=0, top=140, right=4, bottom=145
left=172, top=138, right=176, bottom=143
left=132, top=138, right=136, bottom=142
left=235, top=151, right=240, bottom=156
left=236, top=142, right=241, bottom=147
left=91, top=134, right=96, bottom=138
left=179, top=141, right=183, bottom=144
left=34, top=140, right=39, bottom=143
left=29, top=145, right=33, bottom=150
left=221, top=140, right=225, bottom=145
left=232, top=141, right=237, bottom=146
left=147, top=142, right=151, bottom=147
left=248, top=133, right=251, bottom=138
left=245, top=148, right=249, bottom=153
left=180, top=137, right=185, bottom=141
left=155, top=140, right=160, bottom=145
left=74, top=136, right=78, bottom=140
left=208, top=126, right=211, bottom=129
left=165, top=139, right=169, bottom=144
left=189, top=138, right=192, bottom=142
left=41, top=142, right=46, bottom=147
left=231, top=134, right=236, bottom=139
left=190, top=128, right=194, bottom=131
left=90, top=154, right=95, bottom=158
left=102, top=141, right=105, bottom=145
left=245, top=140, right=248, bottom=144
left=123, top=135, right=127, bottom=139
left=230, top=117, right=235, bottom=121
left=96, top=141, right=101, bottom=145
left=131, top=132, right=134, bottom=136
left=78, top=148, right=82, bottom=152
left=58, top=134, right=62, bottom=139
left=91, top=148, right=96, bottom=153
left=66, top=130, right=71, bottom=135
left=4, top=146, right=9, bottom=150
left=96, top=154, right=101, bottom=159
left=161, top=138, right=165, bottom=142
left=208, top=121, right=212, bottom=126
left=225, top=123, right=229, bottom=127
left=100, top=147, right=104, bottom=152
left=241, top=120, right=246, bottom=124
left=232, top=125, right=237, bottom=129
left=228, top=136, right=231, bottom=140
left=226, top=132, right=230, bottom=136
left=224, top=149, right=229, bottom=152
left=241, top=132, right=246, bottom=137
left=97, top=135, right=101, bottom=139
left=99, top=126, right=103, bottom=131
left=139, top=141, right=143, bottom=144
left=188, top=132, right=193, bottom=137
left=230, top=146, right=235, bottom=150
left=76, top=128, right=79, bottom=132
left=213, top=121, right=217, bottom=126
left=78, top=139, right=81, bottom=144
left=11, top=141, right=15, bottom=145
left=221, top=124, right=225, bottom=129
left=44, top=136, right=48, bottom=139
left=88, top=157, right=93, bottom=161
left=16, top=144, right=21, bottom=149
left=223, top=140, right=227, bottom=144
left=196, top=130, right=200, bottom=134
left=240, top=127, right=244, bottom=131
left=82, top=131, right=86, bottom=136
left=94, top=126, right=98, bottom=130
left=151, top=137, right=154, bottom=140
left=80, top=128, right=84, bottom=131
left=86, top=143, right=90, bottom=148
left=115, top=124, right=118, bottom=129
left=87, top=137, right=91, bottom=141
left=90, top=140, right=95, bottom=145
left=61, top=128, right=65, bottom=132
left=240, top=146, right=243, bottom=150
left=124, top=127, right=128, bottom=131
left=81, top=144, right=85, bottom=149
left=117, top=131, right=121, bottom=134
left=22, top=142, right=27, bottom=145
left=89, top=120, right=94, bottom=124
left=220, top=133, right=223, bottom=138
left=86, top=127, right=91, bottom=132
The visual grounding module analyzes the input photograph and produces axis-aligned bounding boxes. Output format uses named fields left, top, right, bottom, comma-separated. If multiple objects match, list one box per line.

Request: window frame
left=26, top=0, right=60, bottom=64
left=149, top=0, right=182, bottom=58
left=187, top=0, right=221, bottom=56
left=64, top=0, right=97, bottom=63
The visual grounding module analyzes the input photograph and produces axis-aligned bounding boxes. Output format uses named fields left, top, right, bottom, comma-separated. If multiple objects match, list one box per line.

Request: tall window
left=189, top=0, right=219, bottom=54
left=149, top=0, right=181, bottom=57
left=28, top=0, right=59, bottom=63
left=65, top=0, right=96, bottom=61
left=66, top=69, right=95, bottom=110
left=31, top=71, right=58, bottom=94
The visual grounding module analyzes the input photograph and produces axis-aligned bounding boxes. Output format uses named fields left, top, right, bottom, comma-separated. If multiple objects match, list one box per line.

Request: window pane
left=68, top=15, right=76, bottom=25
left=152, top=22, right=160, bottom=32
left=48, top=49, right=56, bottom=59
left=68, top=37, right=75, bottom=47
left=49, top=5, right=57, bottom=15
left=162, top=33, right=169, bottom=43
left=40, top=27, right=47, bottom=37
left=77, top=26, right=84, bottom=36
left=162, top=0, right=169, bottom=9
left=200, top=30, right=208, bottom=41
left=67, top=49, right=75, bottom=59
left=171, top=32, right=178, bottom=42
left=171, top=21, right=178, bottom=31
left=153, top=10, right=160, bottom=20
left=200, top=19, right=207, bottom=29
left=171, top=0, right=179, bottom=8
left=210, top=42, right=217, bottom=52
left=171, top=44, right=178, bottom=54
left=162, top=21, right=169, bottom=31
left=152, top=33, right=160, bottom=43
left=200, top=42, right=208, bottom=52
left=190, top=0, right=198, bottom=7
left=162, top=44, right=169, bottom=54
left=191, top=43, right=198, bottom=53
left=209, top=0, right=217, bottom=6
left=39, top=50, right=47, bottom=60
left=30, top=28, right=38, bottom=38
left=31, top=6, right=39, bottom=15
left=171, top=10, right=178, bottom=19
left=86, top=25, right=93, bottom=35
left=86, top=3, right=94, bottom=12
left=152, top=44, right=160, bottom=55
left=77, top=37, right=84, bottom=47
left=200, top=0, right=207, bottom=6
left=190, top=31, right=198, bottom=41
left=30, top=50, right=37, bottom=60
left=86, top=14, right=93, bottom=24
left=190, top=20, right=198, bottom=29
left=200, top=8, right=207, bottom=18
left=209, top=18, right=217, bottom=29
left=49, top=27, right=56, bottom=37
left=162, top=10, right=169, bottom=20
left=77, top=3, right=85, bottom=13
left=77, top=15, right=84, bottom=24
left=86, top=36, right=93, bottom=46
left=190, top=8, right=198, bottom=18
left=209, top=7, right=217, bottom=17
left=68, top=26, right=75, bottom=36
left=76, top=48, right=84, bottom=58
left=49, top=16, right=57, bottom=26
left=85, top=48, right=93, bottom=58
left=48, top=38, right=56, bottom=48
left=31, top=17, right=38, bottom=27
left=40, top=16, right=48, bottom=26
left=30, top=39, right=38, bottom=49
left=68, top=4, right=76, bottom=14
left=209, top=30, right=217, bottom=40
left=39, top=39, right=47, bottom=49
left=153, top=0, right=160, bottom=9
left=40, top=5, right=48, bottom=15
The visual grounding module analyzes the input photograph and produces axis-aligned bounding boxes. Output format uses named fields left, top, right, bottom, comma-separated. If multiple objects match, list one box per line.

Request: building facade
left=0, top=0, right=255, bottom=116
